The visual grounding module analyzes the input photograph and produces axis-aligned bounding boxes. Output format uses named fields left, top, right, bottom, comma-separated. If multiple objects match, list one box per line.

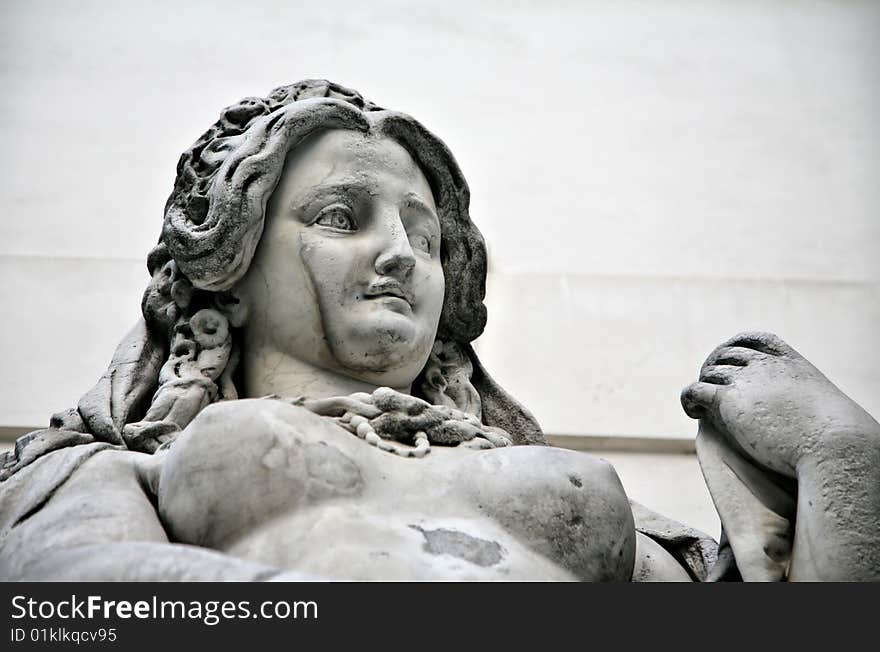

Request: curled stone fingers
left=704, top=346, right=766, bottom=368
left=681, top=382, right=719, bottom=419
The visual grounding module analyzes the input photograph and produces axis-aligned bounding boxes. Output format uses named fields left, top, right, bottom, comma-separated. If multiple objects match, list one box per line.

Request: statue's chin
left=326, top=312, right=433, bottom=387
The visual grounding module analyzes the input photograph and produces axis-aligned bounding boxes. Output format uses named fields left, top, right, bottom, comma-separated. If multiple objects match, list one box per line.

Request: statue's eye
left=315, top=205, right=356, bottom=231
left=410, top=234, right=431, bottom=254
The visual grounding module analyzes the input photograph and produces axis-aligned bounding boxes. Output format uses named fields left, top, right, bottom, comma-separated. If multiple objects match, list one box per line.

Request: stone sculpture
left=1, top=80, right=878, bottom=581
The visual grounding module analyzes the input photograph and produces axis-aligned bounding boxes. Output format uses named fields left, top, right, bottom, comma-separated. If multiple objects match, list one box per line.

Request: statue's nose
left=374, top=216, right=416, bottom=278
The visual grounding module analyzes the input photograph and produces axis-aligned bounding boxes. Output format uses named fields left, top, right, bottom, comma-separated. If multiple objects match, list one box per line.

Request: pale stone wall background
left=3, top=0, right=879, bottom=538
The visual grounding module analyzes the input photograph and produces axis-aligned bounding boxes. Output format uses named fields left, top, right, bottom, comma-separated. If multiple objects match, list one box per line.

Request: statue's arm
left=0, top=447, right=287, bottom=581
left=698, top=421, right=880, bottom=582
left=683, top=331, right=880, bottom=581
left=789, top=429, right=880, bottom=581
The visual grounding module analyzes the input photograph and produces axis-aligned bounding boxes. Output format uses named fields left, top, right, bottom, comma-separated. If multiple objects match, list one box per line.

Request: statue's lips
left=364, top=281, right=414, bottom=311
left=371, top=296, right=412, bottom=315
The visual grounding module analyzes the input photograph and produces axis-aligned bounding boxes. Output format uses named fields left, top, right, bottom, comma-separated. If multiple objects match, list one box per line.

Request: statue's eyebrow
left=289, top=181, right=368, bottom=212
left=402, top=192, right=440, bottom=230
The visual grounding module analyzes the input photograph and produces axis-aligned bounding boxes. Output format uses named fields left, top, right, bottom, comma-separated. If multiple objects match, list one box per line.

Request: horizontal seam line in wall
left=0, top=253, right=146, bottom=264
left=488, top=269, right=879, bottom=288
left=546, top=434, right=696, bottom=454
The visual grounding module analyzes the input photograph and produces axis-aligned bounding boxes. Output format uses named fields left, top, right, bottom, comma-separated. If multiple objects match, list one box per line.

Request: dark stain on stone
left=409, top=525, right=505, bottom=567
left=568, top=474, right=583, bottom=488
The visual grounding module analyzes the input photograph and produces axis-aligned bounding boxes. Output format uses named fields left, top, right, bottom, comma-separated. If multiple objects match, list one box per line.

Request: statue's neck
left=240, top=347, right=410, bottom=399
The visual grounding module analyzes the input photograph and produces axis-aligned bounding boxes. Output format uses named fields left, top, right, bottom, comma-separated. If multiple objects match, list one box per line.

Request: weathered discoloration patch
left=568, top=474, right=583, bottom=488
left=304, top=441, right=363, bottom=499
left=409, top=525, right=505, bottom=567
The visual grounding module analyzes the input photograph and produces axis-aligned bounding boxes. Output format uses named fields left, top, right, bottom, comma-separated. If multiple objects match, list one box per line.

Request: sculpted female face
left=235, top=128, right=445, bottom=389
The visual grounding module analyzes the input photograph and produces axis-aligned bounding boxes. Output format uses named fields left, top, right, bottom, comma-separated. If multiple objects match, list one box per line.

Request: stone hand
left=681, top=331, right=880, bottom=477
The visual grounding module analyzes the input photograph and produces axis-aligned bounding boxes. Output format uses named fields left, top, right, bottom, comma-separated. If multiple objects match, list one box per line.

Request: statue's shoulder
left=1, top=427, right=100, bottom=482
left=0, top=434, right=118, bottom=545
left=0, top=398, right=320, bottom=483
